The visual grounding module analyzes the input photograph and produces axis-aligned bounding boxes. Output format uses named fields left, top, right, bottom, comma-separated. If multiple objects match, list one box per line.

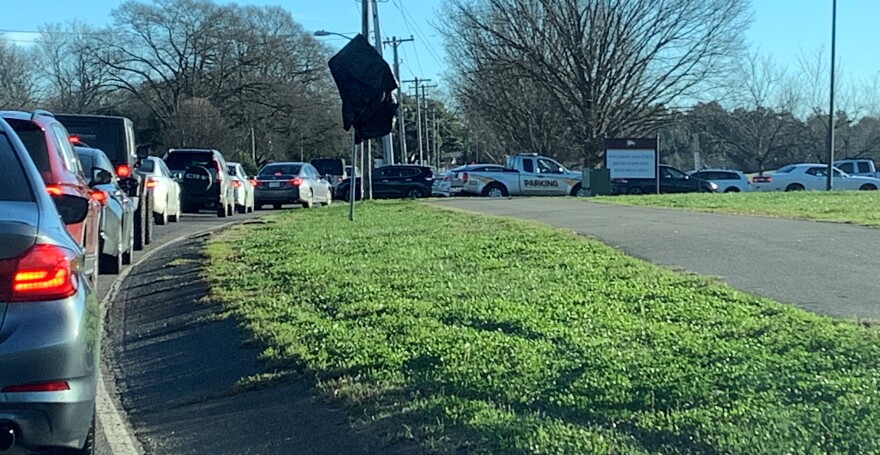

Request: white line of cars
left=751, top=163, right=880, bottom=192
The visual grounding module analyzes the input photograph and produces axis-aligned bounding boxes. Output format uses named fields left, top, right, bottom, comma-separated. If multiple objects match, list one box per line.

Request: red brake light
left=291, top=178, right=303, bottom=186
left=145, top=177, right=159, bottom=189
left=232, top=180, right=242, bottom=189
left=2, top=381, right=70, bottom=393
left=0, top=244, right=77, bottom=302
left=90, top=189, right=107, bottom=205
left=752, top=176, right=771, bottom=183
left=252, top=180, right=261, bottom=187
left=115, top=164, right=131, bottom=178
left=45, top=185, right=63, bottom=196
left=68, top=135, right=81, bottom=145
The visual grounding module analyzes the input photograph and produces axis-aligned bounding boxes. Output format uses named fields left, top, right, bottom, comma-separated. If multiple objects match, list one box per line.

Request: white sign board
left=605, top=149, right=657, bottom=179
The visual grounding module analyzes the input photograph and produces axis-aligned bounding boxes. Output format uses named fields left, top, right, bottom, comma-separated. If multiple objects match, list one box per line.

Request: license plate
left=268, top=182, right=281, bottom=188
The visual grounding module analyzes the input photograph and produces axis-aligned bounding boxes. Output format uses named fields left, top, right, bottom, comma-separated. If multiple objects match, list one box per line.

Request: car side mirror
left=92, top=168, right=113, bottom=186
left=136, top=144, right=150, bottom=160
left=53, top=194, right=90, bottom=225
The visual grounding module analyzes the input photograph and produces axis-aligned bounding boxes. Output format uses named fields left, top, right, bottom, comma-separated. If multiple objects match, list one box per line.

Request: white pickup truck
left=833, top=159, right=880, bottom=178
left=459, top=153, right=588, bottom=197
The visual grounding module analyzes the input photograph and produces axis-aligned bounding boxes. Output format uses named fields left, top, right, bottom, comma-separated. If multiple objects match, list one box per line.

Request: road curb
left=98, top=220, right=243, bottom=455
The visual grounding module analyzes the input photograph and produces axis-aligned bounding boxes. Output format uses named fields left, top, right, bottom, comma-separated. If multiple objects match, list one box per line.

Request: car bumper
left=0, top=287, right=99, bottom=450
left=181, top=188, right=222, bottom=207
left=255, top=187, right=300, bottom=203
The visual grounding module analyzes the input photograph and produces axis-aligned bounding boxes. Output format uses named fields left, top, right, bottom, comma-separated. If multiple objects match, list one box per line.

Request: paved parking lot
left=432, top=198, right=880, bottom=320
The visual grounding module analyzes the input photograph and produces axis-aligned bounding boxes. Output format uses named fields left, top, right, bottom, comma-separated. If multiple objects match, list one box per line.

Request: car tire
left=154, top=209, right=168, bottom=225
left=785, top=183, right=805, bottom=192
left=628, top=186, right=644, bottom=195
left=481, top=183, right=507, bottom=198
left=571, top=184, right=590, bottom=197
left=405, top=187, right=424, bottom=199
left=99, top=250, right=122, bottom=275
left=859, top=184, right=877, bottom=191
left=143, top=193, right=153, bottom=245
left=724, top=187, right=740, bottom=193
left=217, top=202, right=227, bottom=218
left=236, top=204, right=246, bottom=214
left=122, top=249, right=132, bottom=265
left=133, top=197, right=147, bottom=251
left=169, top=204, right=180, bottom=222
left=302, top=192, right=314, bottom=209
left=273, top=203, right=282, bottom=210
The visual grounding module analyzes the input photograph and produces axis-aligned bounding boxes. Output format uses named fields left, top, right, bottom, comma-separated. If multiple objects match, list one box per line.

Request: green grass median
left=205, top=202, right=880, bottom=454
left=595, top=191, right=880, bottom=226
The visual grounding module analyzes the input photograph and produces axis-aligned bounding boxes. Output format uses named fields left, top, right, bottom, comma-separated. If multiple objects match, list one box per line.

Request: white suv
left=688, top=169, right=751, bottom=193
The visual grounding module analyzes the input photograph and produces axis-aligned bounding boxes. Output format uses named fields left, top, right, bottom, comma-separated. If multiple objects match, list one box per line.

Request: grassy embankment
left=205, top=202, right=880, bottom=454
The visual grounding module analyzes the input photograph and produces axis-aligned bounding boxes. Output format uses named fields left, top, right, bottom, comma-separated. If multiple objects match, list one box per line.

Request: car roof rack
left=31, top=109, right=55, bottom=121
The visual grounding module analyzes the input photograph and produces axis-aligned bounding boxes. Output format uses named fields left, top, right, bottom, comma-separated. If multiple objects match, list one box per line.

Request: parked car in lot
left=2, top=110, right=101, bottom=285
left=687, top=169, right=751, bottom=193
left=338, top=165, right=435, bottom=200
left=612, top=164, right=718, bottom=195
left=459, top=154, right=586, bottom=197
left=311, top=158, right=347, bottom=190
left=751, top=163, right=880, bottom=192
left=833, top=159, right=880, bottom=179
left=56, top=114, right=153, bottom=250
left=433, top=164, right=505, bottom=197
left=254, top=162, right=332, bottom=209
left=136, top=156, right=181, bottom=225
left=163, top=148, right=235, bottom=217
left=0, top=117, right=100, bottom=455
left=227, top=161, right=255, bottom=213
left=75, top=146, right=136, bottom=274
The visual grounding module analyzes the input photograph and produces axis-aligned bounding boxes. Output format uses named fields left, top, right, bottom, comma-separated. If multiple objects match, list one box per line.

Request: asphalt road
left=432, top=197, right=880, bottom=320
left=94, top=209, right=262, bottom=455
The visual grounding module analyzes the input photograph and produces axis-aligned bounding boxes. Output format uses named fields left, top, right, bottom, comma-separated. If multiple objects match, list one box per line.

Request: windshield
left=311, top=159, right=344, bottom=176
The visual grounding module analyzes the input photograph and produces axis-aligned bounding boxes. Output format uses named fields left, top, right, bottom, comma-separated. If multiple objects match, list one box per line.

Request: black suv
left=55, top=114, right=153, bottom=250
left=336, top=165, right=434, bottom=200
left=611, top=164, right=717, bottom=195
left=163, top=149, right=235, bottom=217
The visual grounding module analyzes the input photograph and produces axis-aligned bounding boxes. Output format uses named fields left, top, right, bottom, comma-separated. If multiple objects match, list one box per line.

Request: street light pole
left=826, top=0, right=837, bottom=191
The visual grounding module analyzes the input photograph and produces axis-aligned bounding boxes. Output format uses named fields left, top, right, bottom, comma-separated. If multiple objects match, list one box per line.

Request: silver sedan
left=254, top=162, right=332, bottom=210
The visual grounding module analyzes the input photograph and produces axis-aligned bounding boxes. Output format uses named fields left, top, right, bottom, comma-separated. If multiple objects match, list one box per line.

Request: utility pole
left=384, top=36, right=414, bottom=164
left=250, top=126, right=256, bottom=164
left=433, top=108, right=440, bottom=169
left=422, top=84, right=438, bottom=167
left=369, top=0, right=393, bottom=166
left=826, top=0, right=837, bottom=191
left=402, top=77, right=430, bottom=165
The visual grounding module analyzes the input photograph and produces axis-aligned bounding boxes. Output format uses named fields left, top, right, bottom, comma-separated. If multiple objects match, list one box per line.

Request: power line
left=391, top=0, right=443, bottom=70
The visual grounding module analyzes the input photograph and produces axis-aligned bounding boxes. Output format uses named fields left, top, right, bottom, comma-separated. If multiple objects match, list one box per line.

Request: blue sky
left=2, top=0, right=878, bottom=91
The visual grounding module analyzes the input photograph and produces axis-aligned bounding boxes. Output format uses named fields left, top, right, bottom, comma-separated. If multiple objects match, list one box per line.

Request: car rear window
left=260, top=164, right=302, bottom=176
left=6, top=121, right=50, bottom=173
left=76, top=152, right=94, bottom=174
left=775, top=165, right=796, bottom=174
left=0, top=133, right=35, bottom=202
left=164, top=151, right=215, bottom=170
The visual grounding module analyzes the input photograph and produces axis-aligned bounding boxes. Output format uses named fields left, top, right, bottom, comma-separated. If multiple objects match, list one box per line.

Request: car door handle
left=405, top=179, right=413, bottom=182
left=381, top=179, right=389, bottom=182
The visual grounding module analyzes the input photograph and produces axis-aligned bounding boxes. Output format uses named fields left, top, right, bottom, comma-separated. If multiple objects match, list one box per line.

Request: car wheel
left=236, top=204, right=246, bottom=214
left=324, top=192, right=332, bottom=206
left=859, top=184, right=878, bottom=191
left=302, top=191, right=314, bottom=209
left=217, top=202, right=227, bottom=218
left=133, top=200, right=146, bottom=251
left=154, top=208, right=168, bottom=225
left=273, top=203, right=282, bottom=210
left=628, top=186, right=644, bottom=195
left=785, top=183, right=805, bottom=192
left=122, top=249, right=132, bottom=265
left=481, top=183, right=507, bottom=198
left=169, top=204, right=180, bottom=222
left=571, top=184, right=590, bottom=197
left=405, top=187, right=424, bottom=199
left=143, top=193, right=154, bottom=245
left=724, top=187, right=740, bottom=193
left=99, top=250, right=122, bottom=275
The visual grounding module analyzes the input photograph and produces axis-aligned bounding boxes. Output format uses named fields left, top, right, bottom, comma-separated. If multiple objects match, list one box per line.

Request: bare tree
left=443, top=0, right=752, bottom=164
left=37, top=22, right=114, bottom=113
left=0, top=40, right=41, bottom=109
